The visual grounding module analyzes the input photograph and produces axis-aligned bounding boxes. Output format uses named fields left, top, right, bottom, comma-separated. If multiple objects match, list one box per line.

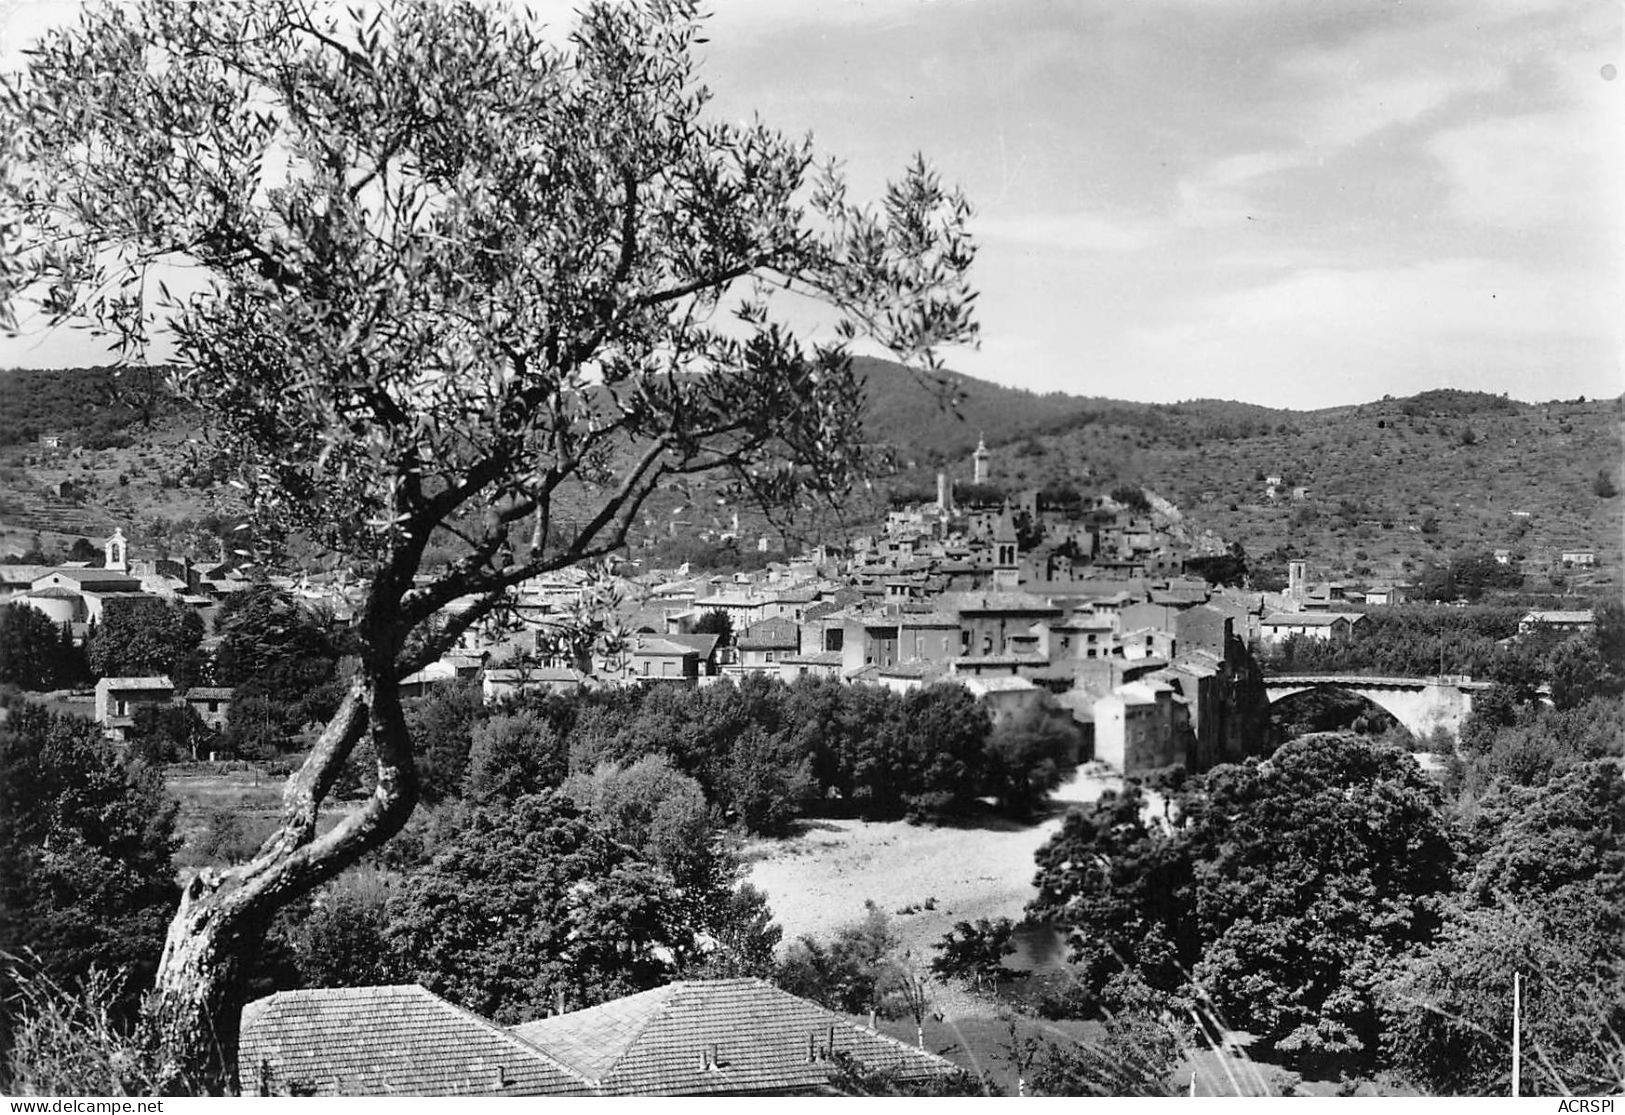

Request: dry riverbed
left=742, top=764, right=1130, bottom=1017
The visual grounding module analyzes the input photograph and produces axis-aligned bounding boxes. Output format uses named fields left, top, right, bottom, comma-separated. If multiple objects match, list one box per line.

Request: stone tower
left=992, top=505, right=1019, bottom=589
left=972, top=434, right=989, bottom=485
left=1287, top=559, right=1307, bottom=604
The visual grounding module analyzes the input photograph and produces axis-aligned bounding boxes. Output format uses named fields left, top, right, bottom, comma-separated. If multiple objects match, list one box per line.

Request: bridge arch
left=1262, top=675, right=1481, bottom=743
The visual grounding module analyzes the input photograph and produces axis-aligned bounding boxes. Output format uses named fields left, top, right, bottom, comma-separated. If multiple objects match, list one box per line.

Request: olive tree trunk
left=147, top=665, right=418, bottom=1093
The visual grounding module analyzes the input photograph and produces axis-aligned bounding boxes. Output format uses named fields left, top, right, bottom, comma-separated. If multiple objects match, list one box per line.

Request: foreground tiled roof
left=239, top=985, right=592, bottom=1097
left=509, top=979, right=958, bottom=1096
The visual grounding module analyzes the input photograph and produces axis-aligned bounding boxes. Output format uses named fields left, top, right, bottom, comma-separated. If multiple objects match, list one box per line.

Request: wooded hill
left=3, top=363, right=1620, bottom=591
left=865, top=359, right=1623, bottom=590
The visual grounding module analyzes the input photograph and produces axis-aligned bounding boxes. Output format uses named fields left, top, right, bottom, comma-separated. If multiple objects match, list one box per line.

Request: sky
left=2, top=0, right=1620, bottom=409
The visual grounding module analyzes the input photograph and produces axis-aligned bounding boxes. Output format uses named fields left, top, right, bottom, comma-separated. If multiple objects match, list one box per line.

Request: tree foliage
left=126, top=701, right=217, bottom=765
left=775, top=900, right=904, bottom=1016
left=0, top=604, right=88, bottom=691
left=1384, top=762, right=1625, bottom=1096
left=983, top=709, right=1075, bottom=818
left=1014, top=1011, right=1187, bottom=1097
left=386, top=793, right=685, bottom=1022
left=931, top=917, right=1022, bottom=992
left=1029, top=734, right=1458, bottom=1067
left=86, top=596, right=203, bottom=685
left=1, top=0, right=977, bottom=1085
left=211, top=584, right=340, bottom=694
left=0, top=705, right=179, bottom=1067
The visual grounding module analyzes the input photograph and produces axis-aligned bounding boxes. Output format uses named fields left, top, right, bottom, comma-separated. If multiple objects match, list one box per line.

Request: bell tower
left=104, top=528, right=128, bottom=573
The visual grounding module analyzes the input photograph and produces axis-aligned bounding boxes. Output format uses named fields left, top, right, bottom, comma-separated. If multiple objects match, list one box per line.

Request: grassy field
left=164, top=764, right=351, bottom=871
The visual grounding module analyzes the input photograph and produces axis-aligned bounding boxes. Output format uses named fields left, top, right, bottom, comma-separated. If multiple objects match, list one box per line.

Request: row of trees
left=402, top=672, right=1078, bottom=833
left=1261, top=599, right=1624, bottom=710
left=1025, top=730, right=1624, bottom=1094
left=0, top=596, right=206, bottom=690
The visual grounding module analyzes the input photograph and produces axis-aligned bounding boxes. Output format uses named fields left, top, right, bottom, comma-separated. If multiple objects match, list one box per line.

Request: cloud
left=973, top=211, right=1167, bottom=254
left=1174, top=150, right=1302, bottom=228
left=1429, top=100, right=1623, bottom=245
left=0, top=0, right=80, bottom=70
left=1128, top=258, right=1621, bottom=407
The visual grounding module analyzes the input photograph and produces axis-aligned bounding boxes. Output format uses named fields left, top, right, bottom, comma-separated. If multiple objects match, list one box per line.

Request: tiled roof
left=663, top=633, right=721, bottom=656
left=633, top=636, right=700, bottom=657
left=896, top=611, right=960, bottom=628
left=781, top=651, right=844, bottom=666
left=41, top=568, right=144, bottom=591
left=1522, top=610, right=1595, bottom=625
left=736, top=616, right=799, bottom=649
left=801, top=600, right=841, bottom=623
left=484, top=666, right=583, bottom=683
left=877, top=661, right=945, bottom=680
left=964, top=675, right=1038, bottom=694
left=947, top=591, right=1064, bottom=614
left=509, top=979, right=958, bottom=1096
left=95, top=675, right=174, bottom=691
left=239, top=985, right=592, bottom=1097
left=1262, top=612, right=1361, bottom=626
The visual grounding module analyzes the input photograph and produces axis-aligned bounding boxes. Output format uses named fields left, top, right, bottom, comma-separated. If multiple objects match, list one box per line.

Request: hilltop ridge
left=2, top=362, right=1619, bottom=590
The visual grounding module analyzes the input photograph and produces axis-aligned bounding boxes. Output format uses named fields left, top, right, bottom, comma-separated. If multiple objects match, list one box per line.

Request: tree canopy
left=0, top=0, right=977, bottom=1085
left=1384, top=761, right=1625, bottom=1095
left=0, top=604, right=87, bottom=691
left=1029, top=734, right=1459, bottom=1068
left=86, top=597, right=204, bottom=685
left=0, top=705, right=179, bottom=1075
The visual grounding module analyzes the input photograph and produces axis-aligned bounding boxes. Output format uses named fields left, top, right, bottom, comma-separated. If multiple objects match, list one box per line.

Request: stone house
left=94, top=675, right=175, bottom=738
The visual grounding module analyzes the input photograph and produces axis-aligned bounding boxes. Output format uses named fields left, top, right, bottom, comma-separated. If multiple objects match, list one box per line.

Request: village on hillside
left=12, top=433, right=1580, bottom=773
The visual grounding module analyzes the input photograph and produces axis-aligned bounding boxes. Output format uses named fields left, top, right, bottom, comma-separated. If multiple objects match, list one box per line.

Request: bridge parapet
left=1262, top=674, right=1481, bottom=740
left=1265, top=673, right=1487, bottom=690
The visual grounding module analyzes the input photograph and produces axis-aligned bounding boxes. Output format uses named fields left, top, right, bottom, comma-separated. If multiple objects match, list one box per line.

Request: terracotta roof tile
left=239, top=985, right=592, bottom=1097
left=510, top=979, right=958, bottom=1096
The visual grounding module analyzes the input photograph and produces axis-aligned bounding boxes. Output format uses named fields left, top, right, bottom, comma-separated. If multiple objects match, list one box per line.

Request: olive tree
left=0, top=0, right=977, bottom=1090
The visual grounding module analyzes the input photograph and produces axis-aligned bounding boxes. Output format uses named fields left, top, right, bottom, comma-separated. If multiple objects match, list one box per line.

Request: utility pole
left=1511, top=970, right=1521, bottom=1097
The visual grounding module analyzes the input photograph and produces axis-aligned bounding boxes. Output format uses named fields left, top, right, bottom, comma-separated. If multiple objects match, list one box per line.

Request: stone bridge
left=1263, top=674, right=1493, bottom=741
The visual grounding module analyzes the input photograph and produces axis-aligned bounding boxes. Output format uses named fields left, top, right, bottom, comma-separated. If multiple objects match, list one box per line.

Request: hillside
left=855, top=356, right=1132, bottom=466
left=3, top=364, right=1620, bottom=591
left=900, top=384, right=1622, bottom=589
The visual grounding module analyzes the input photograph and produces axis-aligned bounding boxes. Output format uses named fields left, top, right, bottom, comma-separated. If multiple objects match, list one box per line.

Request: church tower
left=992, top=504, right=1019, bottom=589
left=103, top=528, right=128, bottom=573
left=972, top=434, right=989, bottom=485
